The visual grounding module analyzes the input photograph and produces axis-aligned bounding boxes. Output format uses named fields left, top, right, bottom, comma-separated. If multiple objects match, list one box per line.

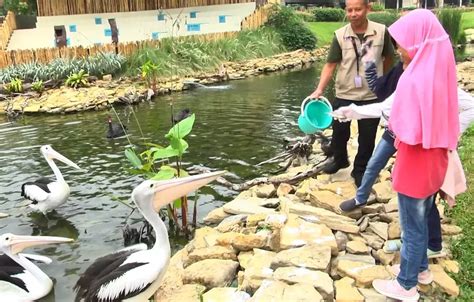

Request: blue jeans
left=397, top=193, right=435, bottom=290
left=356, top=131, right=396, bottom=203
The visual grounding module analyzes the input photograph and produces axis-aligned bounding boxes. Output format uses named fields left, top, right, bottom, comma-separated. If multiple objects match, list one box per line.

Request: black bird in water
left=172, top=108, right=191, bottom=124
left=106, top=116, right=127, bottom=138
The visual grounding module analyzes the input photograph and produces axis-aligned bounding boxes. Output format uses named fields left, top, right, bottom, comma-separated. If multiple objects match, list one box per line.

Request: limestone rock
left=383, top=198, right=398, bottom=213
left=368, top=222, right=389, bottom=241
left=358, top=288, right=396, bottom=302
left=240, top=249, right=276, bottom=293
left=335, top=231, right=348, bottom=251
left=249, top=280, right=323, bottom=302
left=158, top=284, right=205, bottom=302
left=388, top=222, right=401, bottom=240
left=279, top=214, right=338, bottom=255
left=441, top=224, right=462, bottom=235
left=216, top=214, right=247, bottom=232
left=346, top=241, right=368, bottom=254
left=277, top=183, right=294, bottom=197
left=374, top=249, right=396, bottom=266
left=271, top=245, right=331, bottom=272
left=273, top=267, right=334, bottom=299
left=337, top=260, right=391, bottom=287
left=203, top=207, right=231, bottom=224
left=379, top=170, right=392, bottom=182
left=202, top=287, right=250, bottom=302
left=238, top=251, right=254, bottom=270
left=329, top=166, right=352, bottom=183
left=223, top=197, right=278, bottom=215
left=309, top=190, right=345, bottom=214
left=336, top=253, right=376, bottom=266
left=246, top=214, right=268, bottom=227
left=335, top=277, right=364, bottom=302
left=437, top=259, right=459, bottom=274
left=231, top=233, right=267, bottom=251
left=360, top=232, right=384, bottom=250
left=102, top=74, right=113, bottom=81
left=252, top=183, right=276, bottom=198
left=183, top=259, right=239, bottom=288
left=319, top=181, right=357, bottom=199
left=362, top=203, right=384, bottom=214
left=191, top=227, right=220, bottom=250
left=430, top=264, right=459, bottom=297
left=186, top=246, right=237, bottom=267
left=295, top=178, right=321, bottom=200
left=373, top=181, right=396, bottom=203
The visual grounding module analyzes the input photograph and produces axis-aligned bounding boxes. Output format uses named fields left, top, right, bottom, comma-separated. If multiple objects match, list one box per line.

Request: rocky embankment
left=0, top=48, right=328, bottom=115
left=154, top=128, right=462, bottom=302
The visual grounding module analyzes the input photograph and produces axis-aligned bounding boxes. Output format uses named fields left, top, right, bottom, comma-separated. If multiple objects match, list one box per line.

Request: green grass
left=462, top=11, right=474, bottom=30
left=306, top=22, right=346, bottom=46
left=447, top=125, right=474, bottom=301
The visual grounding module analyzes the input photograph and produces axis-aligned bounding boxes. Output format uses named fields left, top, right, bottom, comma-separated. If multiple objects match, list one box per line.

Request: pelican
left=0, top=233, right=73, bottom=301
left=21, top=145, right=80, bottom=214
left=74, top=171, right=225, bottom=302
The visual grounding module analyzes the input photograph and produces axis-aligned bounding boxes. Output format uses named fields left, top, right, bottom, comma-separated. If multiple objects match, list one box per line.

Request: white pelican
left=74, top=171, right=225, bottom=302
left=21, top=145, right=80, bottom=214
left=0, top=233, right=73, bottom=301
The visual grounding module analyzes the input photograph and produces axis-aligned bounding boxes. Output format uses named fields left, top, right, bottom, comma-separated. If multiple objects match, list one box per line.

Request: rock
left=263, top=214, right=288, bottom=229
left=216, top=214, right=247, bottom=232
left=373, top=181, right=396, bottom=203
left=378, top=212, right=399, bottom=224
left=430, top=264, right=459, bottom=297
left=279, top=214, right=338, bottom=255
left=183, top=259, right=239, bottom=289
left=361, top=203, right=384, bottom=214
left=437, top=259, right=459, bottom=274
left=155, top=250, right=186, bottom=301
left=203, top=207, right=232, bottom=224
left=319, top=181, right=357, bottom=199
left=249, top=280, right=323, bottom=302
left=238, top=251, right=254, bottom=270
left=240, top=249, right=276, bottom=293
left=337, top=260, right=391, bottom=287
left=252, top=183, right=276, bottom=198
left=287, top=201, right=360, bottom=233
left=383, top=198, right=398, bottom=213
left=330, top=166, right=352, bottom=183
left=273, top=267, right=334, bottom=299
left=368, top=221, right=389, bottom=241
left=309, top=190, right=345, bottom=213
left=358, top=288, right=396, bottom=302
left=202, top=287, right=250, bottom=302
left=374, top=249, right=396, bottom=266
left=335, top=231, right=348, bottom=251
left=295, top=178, right=321, bottom=200
left=276, top=183, right=294, bottom=197
left=102, top=74, right=113, bottom=81
left=191, top=227, right=220, bottom=250
left=360, top=232, right=384, bottom=250
left=388, top=222, right=401, bottom=240
left=271, top=245, right=331, bottom=272
left=336, top=253, right=376, bottom=265
left=186, top=246, right=237, bottom=267
left=157, top=284, right=205, bottom=302
left=232, top=233, right=268, bottom=251
left=378, top=170, right=392, bottom=182
left=441, top=224, right=462, bottom=235
left=223, top=197, right=278, bottom=215
left=346, top=241, right=368, bottom=254
left=335, top=277, right=364, bottom=302
left=358, top=216, right=369, bottom=232
left=246, top=214, right=268, bottom=227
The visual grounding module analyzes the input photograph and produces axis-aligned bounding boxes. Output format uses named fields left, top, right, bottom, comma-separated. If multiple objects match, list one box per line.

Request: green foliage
left=5, top=78, right=23, bottom=93
left=367, top=12, right=399, bottom=26
left=2, top=0, right=31, bottom=15
left=65, top=69, right=89, bottom=88
left=267, top=5, right=317, bottom=51
left=31, top=80, right=44, bottom=93
left=438, top=8, right=463, bottom=46
left=296, top=10, right=316, bottom=22
left=313, top=8, right=346, bottom=22
left=140, top=60, right=159, bottom=91
left=370, top=3, right=385, bottom=12
left=0, top=53, right=125, bottom=84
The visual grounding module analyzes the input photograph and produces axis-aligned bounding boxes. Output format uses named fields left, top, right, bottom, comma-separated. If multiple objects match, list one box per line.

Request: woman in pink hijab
left=372, top=9, right=459, bottom=301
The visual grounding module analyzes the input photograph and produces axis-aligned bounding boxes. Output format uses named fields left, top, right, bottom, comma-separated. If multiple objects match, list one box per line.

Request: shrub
left=66, top=69, right=89, bottom=88
left=370, top=3, right=385, bottom=12
left=313, top=8, right=346, bottom=22
left=31, top=80, right=44, bottom=93
left=296, top=10, right=316, bottom=22
left=437, top=8, right=463, bottom=46
left=268, top=5, right=317, bottom=51
left=5, top=78, right=23, bottom=93
left=367, top=12, right=399, bottom=26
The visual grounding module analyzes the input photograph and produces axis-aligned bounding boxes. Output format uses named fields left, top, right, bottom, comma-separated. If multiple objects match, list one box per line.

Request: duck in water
left=106, top=116, right=127, bottom=138
left=172, top=108, right=191, bottom=124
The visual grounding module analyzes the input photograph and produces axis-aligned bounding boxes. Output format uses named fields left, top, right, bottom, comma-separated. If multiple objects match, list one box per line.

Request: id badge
left=354, top=75, right=363, bottom=88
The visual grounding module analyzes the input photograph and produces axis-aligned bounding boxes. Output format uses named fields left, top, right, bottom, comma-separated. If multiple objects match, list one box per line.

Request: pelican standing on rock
left=21, top=145, right=80, bottom=214
left=0, top=233, right=73, bottom=300
left=74, top=171, right=225, bottom=302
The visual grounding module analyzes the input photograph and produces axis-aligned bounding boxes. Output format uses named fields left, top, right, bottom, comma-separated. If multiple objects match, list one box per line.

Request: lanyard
left=350, top=36, right=366, bottom=75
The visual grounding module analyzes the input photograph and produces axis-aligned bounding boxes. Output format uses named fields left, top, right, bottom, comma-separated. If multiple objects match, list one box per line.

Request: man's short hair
left=345, top=0, right=370, bottom=5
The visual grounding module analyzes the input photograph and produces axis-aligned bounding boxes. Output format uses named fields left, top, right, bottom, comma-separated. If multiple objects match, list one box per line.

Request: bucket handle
left=301, top=96, right=332, bottom=116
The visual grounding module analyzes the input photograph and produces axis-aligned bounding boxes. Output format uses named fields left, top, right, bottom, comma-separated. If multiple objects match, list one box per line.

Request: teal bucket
left=298, top=96, right=333, bottom=134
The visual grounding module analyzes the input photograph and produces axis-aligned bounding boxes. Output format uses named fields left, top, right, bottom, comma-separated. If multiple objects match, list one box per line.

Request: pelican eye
left=149, top=184, right=153, bottom=188
left=5, top=237, right=9, bottom=240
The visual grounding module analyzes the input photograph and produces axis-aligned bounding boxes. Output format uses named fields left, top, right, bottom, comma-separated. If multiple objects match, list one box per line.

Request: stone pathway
left=155, top=128, right=463, bottom=301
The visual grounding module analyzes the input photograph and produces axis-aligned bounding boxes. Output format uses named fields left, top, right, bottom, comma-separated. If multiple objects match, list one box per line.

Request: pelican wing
left=0, top=255, right=28, bottom=292
left=21, top=178, right=53, bottom=204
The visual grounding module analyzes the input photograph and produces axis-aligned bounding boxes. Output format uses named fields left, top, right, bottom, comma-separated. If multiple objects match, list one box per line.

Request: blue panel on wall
left=158, top=13, right=165, bottom=21
left=95, top=17, right=102, bottom=25
left=219, top=16, right=226, bottom=23
left=190, top=11, right=197, bottom=18
left=187, top=24, right=201, bottom=32
left=104, top=29, right=112, bottom=37
left=152, top=32, right=159, bottom=40
left=66, top=38, right=71, bottom=46
left=69, top=24, right=77, bottom=32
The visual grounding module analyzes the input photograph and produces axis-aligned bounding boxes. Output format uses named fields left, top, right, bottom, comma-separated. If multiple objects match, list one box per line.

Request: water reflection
left=28, top=211, right=80, bottom=240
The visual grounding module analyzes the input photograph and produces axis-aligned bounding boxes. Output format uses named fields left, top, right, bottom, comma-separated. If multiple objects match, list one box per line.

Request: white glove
left=332, top=104, right=360, bottom=122
left=361, top=40, right=375, bottom=64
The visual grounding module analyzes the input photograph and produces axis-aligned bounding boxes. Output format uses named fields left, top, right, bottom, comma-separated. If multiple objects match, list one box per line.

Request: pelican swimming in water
left=0, top=233, right=73, bottom=300
left=74, top=171, right=225, bottom=302
left=21, top=145, right=80, bottom=214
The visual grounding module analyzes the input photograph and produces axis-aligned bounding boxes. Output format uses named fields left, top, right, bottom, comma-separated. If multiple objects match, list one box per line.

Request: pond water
left=0, top=62, right=334, bottom=301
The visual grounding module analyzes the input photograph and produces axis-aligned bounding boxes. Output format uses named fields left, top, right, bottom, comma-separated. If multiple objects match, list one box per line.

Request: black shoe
left=323, top=159, right=350, bottom=174
left=321, top=141, right=334, bottom=157
left=340, top=198, right=366, bottom=212
left=351, top=171, right=363, bottom=188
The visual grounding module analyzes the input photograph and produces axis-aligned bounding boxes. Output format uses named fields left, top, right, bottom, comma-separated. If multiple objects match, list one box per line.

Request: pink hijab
left=388, top=9, right=459, bottom=150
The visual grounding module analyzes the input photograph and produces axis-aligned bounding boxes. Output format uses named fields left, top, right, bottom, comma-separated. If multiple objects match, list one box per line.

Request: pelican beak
left=9, top=235, right=73, bottom=255
left=48, top=149, right=80, bottom=169
left=152, top=171, right=226, bottom=210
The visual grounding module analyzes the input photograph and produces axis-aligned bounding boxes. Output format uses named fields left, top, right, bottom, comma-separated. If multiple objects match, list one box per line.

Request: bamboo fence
left=0, top=12, right=17, bottom=50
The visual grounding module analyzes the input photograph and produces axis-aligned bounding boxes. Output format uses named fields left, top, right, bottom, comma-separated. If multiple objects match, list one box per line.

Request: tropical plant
left=65, top=69, right=89, bottom=88
left=140, top=60, right=159, bottom=92
left=5, top=78, right=23, bottom=93
left=31, top=80, right=44, bottom=93
left=437, top=8, right=463, bottom=46
left=125, top=114, right=197, bottom=230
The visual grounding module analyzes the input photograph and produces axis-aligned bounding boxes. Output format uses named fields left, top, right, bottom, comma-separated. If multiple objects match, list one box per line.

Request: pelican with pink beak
left=74, top=171, right=225, bottom=302
left=21, top=145, right=80, bottom=214
left=0, top=233, right=73, bottom=300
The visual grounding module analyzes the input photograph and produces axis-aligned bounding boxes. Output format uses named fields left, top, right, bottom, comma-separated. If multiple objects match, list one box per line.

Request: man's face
left=345, top=0, right=370, bottom=28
